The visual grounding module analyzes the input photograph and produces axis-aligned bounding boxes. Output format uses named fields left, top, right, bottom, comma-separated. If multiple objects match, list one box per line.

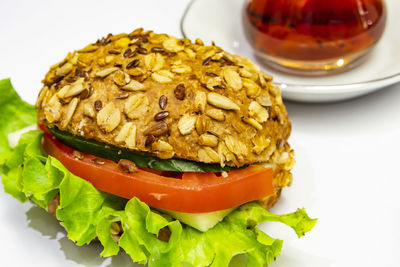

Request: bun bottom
left=259, top=187, right=282, bottom=210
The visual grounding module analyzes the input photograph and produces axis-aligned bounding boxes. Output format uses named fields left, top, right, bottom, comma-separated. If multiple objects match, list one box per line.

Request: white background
left=0, top=0, right=400, bottom=266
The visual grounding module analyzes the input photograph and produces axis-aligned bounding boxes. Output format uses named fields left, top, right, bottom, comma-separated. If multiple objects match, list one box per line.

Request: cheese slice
left=160, top=207, right=235, bottom=232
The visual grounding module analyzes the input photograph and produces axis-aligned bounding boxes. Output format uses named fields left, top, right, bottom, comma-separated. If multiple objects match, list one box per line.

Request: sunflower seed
left=126, top=67, right=145, bottom=77
left=35, top=86, right=48, bottom=108
left=122, top=80, right=146, bottom=91
left=55, top=63, right=73, bottom=76
left=83, top=103, right=96, bottom=118
left=66, top=78, right=86, bottom=98
left=113, top=70, right=129, bottom=86
left=243, top=117, right=263, bottom=130
left=110, top=222, right=122, bottom=235
left=95, top=67, right=118, bottom=78
left=91, top=158, right=105, bottom=165
left=207, top=92, right=240, bottom=111
left=152, top=140, right=174, bottom=152
left=61, top=97, right=79, bottom=128
left=194, top=91, right=206, bottom=112
left=198, top=133, right=218, bottom=147
left=205, top=108, right=225, bottom=121
left=73, top=150, right=84, bottom=160
left=56, top=85, right=70, bottom=99
left=195, top=115, right=208, bottom=135
left=118, top=159, right=138, bottom=173
left=44, top=95, right=62, bottom=123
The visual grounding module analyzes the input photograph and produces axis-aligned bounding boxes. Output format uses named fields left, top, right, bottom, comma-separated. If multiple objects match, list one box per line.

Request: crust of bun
left=36, top=28, right=293, bottom=192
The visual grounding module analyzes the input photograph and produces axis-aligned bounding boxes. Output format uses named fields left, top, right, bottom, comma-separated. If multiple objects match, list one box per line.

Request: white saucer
left=181, top=0, right=400, bottom=102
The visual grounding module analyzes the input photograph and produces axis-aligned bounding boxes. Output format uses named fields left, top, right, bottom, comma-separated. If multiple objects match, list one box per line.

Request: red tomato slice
left=41, top=130, right=274, bottom=213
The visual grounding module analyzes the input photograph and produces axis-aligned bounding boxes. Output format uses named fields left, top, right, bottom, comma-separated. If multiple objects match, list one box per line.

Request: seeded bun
left=36, top=28, right=294, bottom=204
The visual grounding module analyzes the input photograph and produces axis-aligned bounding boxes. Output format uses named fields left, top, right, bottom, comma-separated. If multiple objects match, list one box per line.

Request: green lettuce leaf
left=0, top=78, right=317, bottom=266
left=0, top=78, right=37, bottom=201
left=0, top=78, right=37, bottom=165
left=2, top=130, right=317, bottom=267
left=118, top=199, right=317, bottom=267
left=97, top=211, right=124, bottom=257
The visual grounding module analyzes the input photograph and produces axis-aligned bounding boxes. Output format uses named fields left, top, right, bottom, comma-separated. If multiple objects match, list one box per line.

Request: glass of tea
left=243, top=0, right=387, bottom=74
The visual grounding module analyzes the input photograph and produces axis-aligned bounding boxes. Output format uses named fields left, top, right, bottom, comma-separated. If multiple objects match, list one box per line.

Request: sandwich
left=0, top=28, right=316, bottom=266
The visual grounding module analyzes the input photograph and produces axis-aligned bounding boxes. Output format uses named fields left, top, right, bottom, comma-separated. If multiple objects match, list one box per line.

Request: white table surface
left=1, top=1, right=399, bottom=266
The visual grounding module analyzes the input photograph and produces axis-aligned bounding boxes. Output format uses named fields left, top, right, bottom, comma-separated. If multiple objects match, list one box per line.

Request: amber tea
left=243, top=0, right=387, bottom=74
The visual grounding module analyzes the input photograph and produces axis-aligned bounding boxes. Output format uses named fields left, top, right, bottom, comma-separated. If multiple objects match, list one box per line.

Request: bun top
left=36, top=28, right=292, bottom=167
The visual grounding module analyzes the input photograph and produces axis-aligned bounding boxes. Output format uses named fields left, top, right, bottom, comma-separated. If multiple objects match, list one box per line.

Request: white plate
left=181, top=0, right=400, bottom=102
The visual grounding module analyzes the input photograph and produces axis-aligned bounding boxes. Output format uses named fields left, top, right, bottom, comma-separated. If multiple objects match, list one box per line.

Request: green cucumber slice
left=47, top=127, right=243, bottom=173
